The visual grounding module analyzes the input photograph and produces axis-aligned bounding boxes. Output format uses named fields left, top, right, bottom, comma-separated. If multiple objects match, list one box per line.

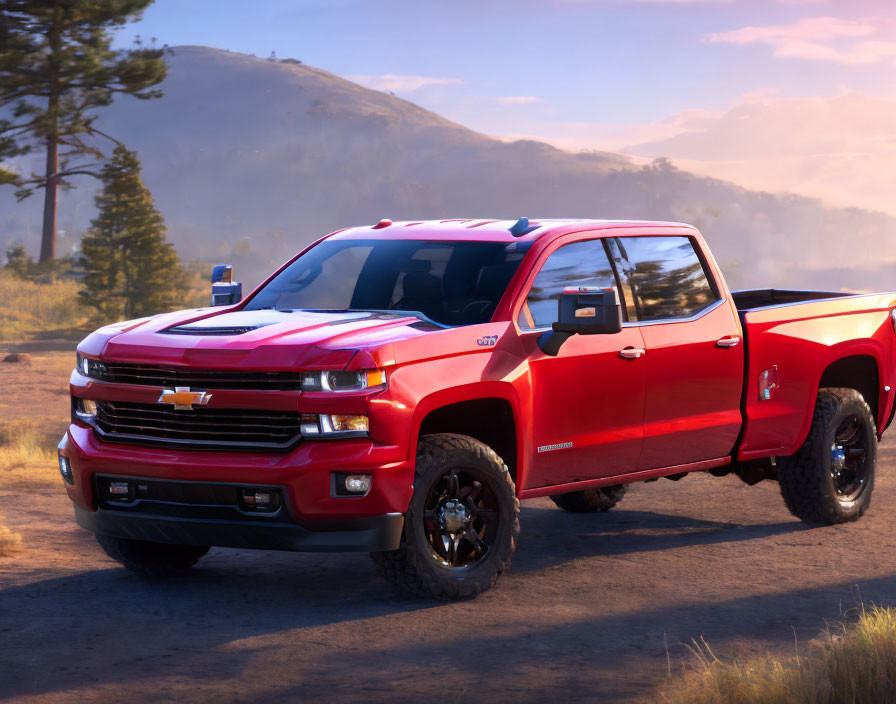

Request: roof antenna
left=509, top=217, right=539, bottom=237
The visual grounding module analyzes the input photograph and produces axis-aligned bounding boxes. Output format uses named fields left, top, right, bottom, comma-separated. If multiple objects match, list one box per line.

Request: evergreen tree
left=0, top=0, right=168, bottom=262
left=79, top=145, right=185, bottom=320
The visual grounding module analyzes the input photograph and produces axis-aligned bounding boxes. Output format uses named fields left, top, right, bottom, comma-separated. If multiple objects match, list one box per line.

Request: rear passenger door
left=521, top=237, right=648, bottom=489
left=606, top=236, right=743, bottom=470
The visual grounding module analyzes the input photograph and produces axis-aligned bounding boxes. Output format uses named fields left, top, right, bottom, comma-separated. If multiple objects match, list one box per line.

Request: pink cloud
left=708, top=17, right=876, bottom=45
left=708, top=16, right=896, bottom=66
left=492, top=96, right=543, bottom=105
left=345, top=74, right=465, bottom=92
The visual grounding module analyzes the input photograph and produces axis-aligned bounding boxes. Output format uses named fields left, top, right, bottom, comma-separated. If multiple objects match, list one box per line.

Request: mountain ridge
left=1, top=45, right=894, bottom=290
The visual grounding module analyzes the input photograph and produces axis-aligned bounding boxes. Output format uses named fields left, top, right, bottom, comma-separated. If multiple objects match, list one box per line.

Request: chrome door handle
left=716, top=336, right=741, bottom=348
left=619, top=347, right=645, bottom=359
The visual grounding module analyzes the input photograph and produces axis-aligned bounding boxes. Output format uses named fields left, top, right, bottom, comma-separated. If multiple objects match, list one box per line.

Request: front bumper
left=60, top=424, right=414, bottom=552
left=74, top=504, right=404, bottom=552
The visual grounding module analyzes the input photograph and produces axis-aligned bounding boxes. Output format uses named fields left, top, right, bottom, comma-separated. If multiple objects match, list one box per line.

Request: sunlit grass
left=0, top=271, right=89, bottom=340
left=0, top=520, right=22, bottom=557
left=662, top=605, right=896, bottom=703
left=0, top=418, right=58, bottom=485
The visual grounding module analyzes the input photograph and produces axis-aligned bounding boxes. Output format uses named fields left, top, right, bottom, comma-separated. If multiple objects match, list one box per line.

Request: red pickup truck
left=61, top=218, right=896, bottom=598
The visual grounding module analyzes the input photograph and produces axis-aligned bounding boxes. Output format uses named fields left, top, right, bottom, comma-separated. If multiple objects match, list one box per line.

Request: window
left=611, top=236, right=718, bottom=321
left=244, top=239, right=531, bottom=326
left=523, top=239, right=616, bottom=328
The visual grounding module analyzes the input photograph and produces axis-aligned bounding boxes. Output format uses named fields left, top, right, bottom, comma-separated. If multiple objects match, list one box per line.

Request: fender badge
left=537, top=441, right=573, bottom=453
left=158, top=387, right=213, bottom=411
left=477, top=335, right=498, bottom=347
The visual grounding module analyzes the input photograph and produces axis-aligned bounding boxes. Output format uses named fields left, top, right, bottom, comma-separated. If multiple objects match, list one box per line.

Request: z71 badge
left=477, top=335, right=498, bottom=347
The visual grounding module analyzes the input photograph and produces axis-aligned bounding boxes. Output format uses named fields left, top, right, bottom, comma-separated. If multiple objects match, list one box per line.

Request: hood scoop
left=162, top=323, right=274, bottom=336
left=160, top=310, right=289, bottom=336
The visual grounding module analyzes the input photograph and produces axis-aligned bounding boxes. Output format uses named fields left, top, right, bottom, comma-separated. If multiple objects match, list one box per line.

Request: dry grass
left=0, top=418, right=58, bottom=485
left=0, top=521, right=22, bottom=556
left=662, top=605, right=896, bottom=704
left=0, top=271, right=89, bottom=340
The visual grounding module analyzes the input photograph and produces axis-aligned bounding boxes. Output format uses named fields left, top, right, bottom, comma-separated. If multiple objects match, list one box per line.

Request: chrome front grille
left=92, top=363, right=302, bottom=391
left=94, top=401, right=302, bottom=450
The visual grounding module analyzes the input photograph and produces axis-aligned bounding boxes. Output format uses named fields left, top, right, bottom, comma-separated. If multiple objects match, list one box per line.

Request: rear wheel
left=96, top=534, right=209, bottom=576
left=371, top=433, right=520, bottom=600
left=550, top=484, right=627, bottom=513
left=777, top=387, right=876, bottom=525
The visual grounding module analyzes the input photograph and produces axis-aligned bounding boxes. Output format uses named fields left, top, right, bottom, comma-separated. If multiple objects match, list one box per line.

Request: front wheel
left=777, top=387, right=876, bottom=525
left=371, top=433, right=520, bottom=600
left=96, top=534, right=210, bottom=576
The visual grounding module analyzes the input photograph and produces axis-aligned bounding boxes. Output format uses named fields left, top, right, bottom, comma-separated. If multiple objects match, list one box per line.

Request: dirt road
left=2, top=355, right=896, bottom=702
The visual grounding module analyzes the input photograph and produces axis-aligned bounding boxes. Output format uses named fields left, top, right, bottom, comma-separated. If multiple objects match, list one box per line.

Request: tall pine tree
left=0, top=0, right=168, bottom=262
left=80, top=145, right=185, bottom=320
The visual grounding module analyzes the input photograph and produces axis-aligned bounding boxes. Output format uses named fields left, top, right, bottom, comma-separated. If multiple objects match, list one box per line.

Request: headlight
left=76, top=353, right=108, bottom=380
left=300, top=369, right=386, bottom=393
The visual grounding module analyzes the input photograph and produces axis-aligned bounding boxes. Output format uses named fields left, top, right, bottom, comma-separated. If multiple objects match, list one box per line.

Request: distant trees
left=0, top=0, right=168, bottom=262
left=79, top=146, right=186, bottom=320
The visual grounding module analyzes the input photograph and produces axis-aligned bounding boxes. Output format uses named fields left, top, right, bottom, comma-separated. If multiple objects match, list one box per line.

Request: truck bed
left=732, top=288, right=853, bottom=312
left=735, top=288, right=896, bottom=462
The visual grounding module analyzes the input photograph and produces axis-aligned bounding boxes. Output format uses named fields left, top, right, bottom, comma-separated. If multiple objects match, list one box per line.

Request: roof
left=326, top=218, right=696, bottom=243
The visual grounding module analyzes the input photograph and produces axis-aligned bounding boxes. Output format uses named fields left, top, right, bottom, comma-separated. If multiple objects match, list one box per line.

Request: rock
left=2, top=353, right=31, bottom=366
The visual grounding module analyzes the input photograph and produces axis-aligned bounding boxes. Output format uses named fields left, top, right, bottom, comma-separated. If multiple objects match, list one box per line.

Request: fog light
left=58, top=454, right=73, bottom=485
left=332, top=472, right=372, bottom=497
left=345, top=474, right=371, bottom=493
left=81, top=399, right=97, bottom=416
left=108, top=481, right=130, bottom=495
left=240, top=488, right=281, bottom=512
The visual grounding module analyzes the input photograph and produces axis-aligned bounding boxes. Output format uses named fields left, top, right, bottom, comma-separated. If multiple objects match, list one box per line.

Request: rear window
left=608, top=236, right=718, bottom=321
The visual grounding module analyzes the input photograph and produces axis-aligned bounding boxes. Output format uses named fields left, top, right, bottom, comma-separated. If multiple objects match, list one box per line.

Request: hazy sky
left=116, top=0, right=896, bottom=213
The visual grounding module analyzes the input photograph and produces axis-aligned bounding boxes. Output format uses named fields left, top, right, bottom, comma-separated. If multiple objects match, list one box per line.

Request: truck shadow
left=0, top=504, right=819, bottom=700
left=512, top=504, right=812, bottom=573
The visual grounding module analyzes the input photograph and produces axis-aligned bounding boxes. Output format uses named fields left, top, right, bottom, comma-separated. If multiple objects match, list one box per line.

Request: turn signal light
left=301, top=414, right=369, bottom=436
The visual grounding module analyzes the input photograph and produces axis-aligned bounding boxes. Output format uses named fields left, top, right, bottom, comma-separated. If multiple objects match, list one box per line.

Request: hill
left=2, top=45, right=895, bottom=291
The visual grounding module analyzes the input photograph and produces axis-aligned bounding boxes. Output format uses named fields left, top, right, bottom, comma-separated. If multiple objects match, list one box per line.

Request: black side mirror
left=211, top=264, right=242, bottom=307
left=537, top=286, right=622, bottom=356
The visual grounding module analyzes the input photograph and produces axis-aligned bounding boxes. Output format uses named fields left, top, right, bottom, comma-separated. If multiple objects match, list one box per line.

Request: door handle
left=619, top=347, right=645, bottom=359
left=716, top=336, right=741, bottom=348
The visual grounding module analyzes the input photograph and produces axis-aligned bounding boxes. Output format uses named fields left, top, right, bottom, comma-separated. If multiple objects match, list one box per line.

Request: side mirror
left=537, top=286, right=622, bottom=356
left=211, top=264, right=242, bottom=307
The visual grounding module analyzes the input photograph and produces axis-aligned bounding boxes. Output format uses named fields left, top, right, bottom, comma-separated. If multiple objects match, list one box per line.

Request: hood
left=80, top=308, right=439, bottom=370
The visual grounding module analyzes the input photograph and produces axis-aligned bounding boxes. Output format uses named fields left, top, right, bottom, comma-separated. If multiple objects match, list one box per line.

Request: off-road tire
left=96, top=534, right=210, bottom=577
left=549, top=484, right=627, bottom=513
left=371, top=433, right=520, bottom=600
left=777, top=387, right=876, bottom=525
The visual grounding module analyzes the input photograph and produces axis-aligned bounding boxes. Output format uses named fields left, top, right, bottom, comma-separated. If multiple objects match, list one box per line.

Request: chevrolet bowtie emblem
left=158, top=387, right=213, bottom=410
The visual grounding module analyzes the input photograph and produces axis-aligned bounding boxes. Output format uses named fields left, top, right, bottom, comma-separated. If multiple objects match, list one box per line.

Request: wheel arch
left=790, top=351, right=884, bottom=454
left=818, top=354, right=880, bottom=425
left=413, top=389, right=522, bottom=488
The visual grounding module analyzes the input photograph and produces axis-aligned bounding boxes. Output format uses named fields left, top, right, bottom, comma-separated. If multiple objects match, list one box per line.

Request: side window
left=522, top=239, right=616, bottom=329
left=612, top=236, right=718, bottom=321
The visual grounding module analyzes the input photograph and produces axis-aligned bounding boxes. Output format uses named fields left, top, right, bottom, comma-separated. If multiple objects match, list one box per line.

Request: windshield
left=245, top=239, right=532, bottom=326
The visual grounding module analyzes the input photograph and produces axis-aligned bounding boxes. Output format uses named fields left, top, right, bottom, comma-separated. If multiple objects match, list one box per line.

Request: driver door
left=520, top=237, right=647, bottom=490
